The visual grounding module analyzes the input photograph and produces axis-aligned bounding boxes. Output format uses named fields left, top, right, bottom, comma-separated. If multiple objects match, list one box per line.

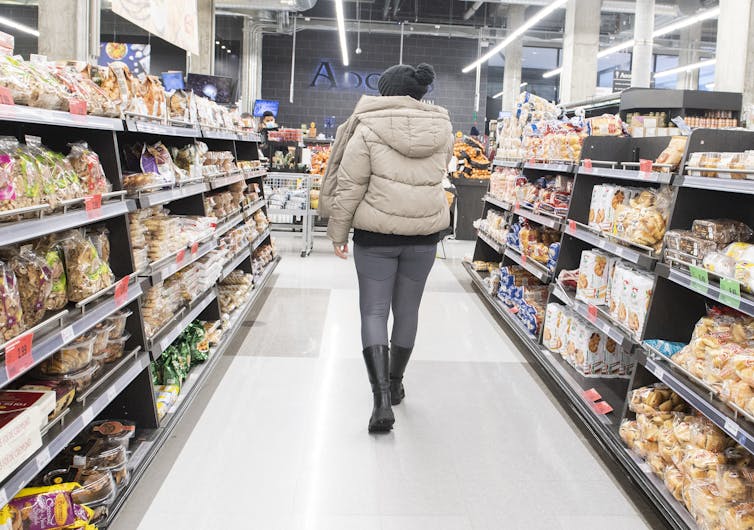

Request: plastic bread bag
left=682, top=445, right=727, bottom=482
left=0, top=259, right=23, bottom=339
left=0, top=55, right=31, bottom=105
left=636, top=412, right=664, bottom=442
left=4, top=247, right=53, bottom=329
left=693, top=219, right=753, bottom=245
left=663, top=465, right=685, bottom=502
left=8, top=482, right=94, bottom=530
left=87, top=225, right=111, bottom=263
left=689, top=417, right=729, bottom=452
left=17, top=144, right=58, bottom=212
left=721, top=502, right=754, bottom=530
left=59, top=229, right=114, bottom=302
left=628, top=384, right=684, bottom=416
left=66, top=142, right=110, bottom=195
left=704, top=252, right=736, bottom=279
left=144, top=142, right=176, bottom=186
left=655, top=136, right=688, bottom=170
left=703, top=343, right=742, bottom=386
left=29, top=144, right=84, bottom=203
left=686, top=480, right=725, bottom=528
left=716, top=465, right=754, bottom=503
left=624, top=187, right=673, bottom=250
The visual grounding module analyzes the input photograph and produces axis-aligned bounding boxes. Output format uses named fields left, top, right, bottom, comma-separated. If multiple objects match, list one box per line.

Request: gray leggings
left=353, top=243, right=437, bottom=349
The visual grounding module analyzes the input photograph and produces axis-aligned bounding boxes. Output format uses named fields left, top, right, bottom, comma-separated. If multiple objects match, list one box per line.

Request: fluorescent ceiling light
left=492, top=90, right=504, bottom=99
left=0, top=15, right=39, bottom=37
left=520, top=82, right=527, bottom=88
left=462, top=0, right=567, bottom=74
left=335, top=0, right=349, bottom=66
left=654, top=58, right=716, bottom=79
left=541, top=6, right=720, bottom=78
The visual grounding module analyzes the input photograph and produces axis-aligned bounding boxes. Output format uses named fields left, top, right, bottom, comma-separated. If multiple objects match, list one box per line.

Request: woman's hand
left=333, top=242, right=349, bottom=259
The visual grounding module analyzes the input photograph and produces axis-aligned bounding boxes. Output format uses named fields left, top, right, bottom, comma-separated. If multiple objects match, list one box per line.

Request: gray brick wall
left=262, top=31, right=488, bottom=135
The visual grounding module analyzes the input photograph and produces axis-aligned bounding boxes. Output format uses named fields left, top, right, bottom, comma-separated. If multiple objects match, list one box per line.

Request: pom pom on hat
left=378, top=63, right=435, bottom=101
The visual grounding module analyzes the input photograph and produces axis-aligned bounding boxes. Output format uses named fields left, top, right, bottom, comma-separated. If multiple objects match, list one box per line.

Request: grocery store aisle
left=113, top=235, right=658, bottom=530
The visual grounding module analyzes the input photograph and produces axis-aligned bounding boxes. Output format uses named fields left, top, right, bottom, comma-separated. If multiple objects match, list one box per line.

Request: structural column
left=38, top=0, right=89, bottom=61
left=501, top=5, right=525, bottom=112
left=241, top=19, right=264, bottom=113
left=631, top=0, right=655, bottom=88
left=189, top=0, right=216, bottom=75
left=715, top=0, right=753, bottom=96
left=559, top=0, right=602, bottom=103
left=675, top=24, right=701, bottom=90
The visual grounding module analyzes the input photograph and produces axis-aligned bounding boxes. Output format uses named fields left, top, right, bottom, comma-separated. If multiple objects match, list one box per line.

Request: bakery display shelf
left=504, top=247, right=552, bottom=283
left=523, top=161, right=576, bottom=174
left=655, top=262, right=754, bottom=318
left=640, top=350, right=754, bottom=454
left=0, top=276, right=143, bottom=387
left=0, top=103, right=124, bottom=131
left=201, top=128, right=238, bottom=140
left=133, top=181, right=209, bottom=209
left=250, top=229, right=271, bottom=253
left=484, top=194, right=513, bottom=212
left=578, top=164, right=674, bottom=185
left=0, top=198, right=135, bottom=247
left=564, top=220, right=658, bottom=269
left=464, top=261, right=538, bottom=343
left=492, top=158, right=522, bottom=169
left=214, top=212, right=244, bottom=238
left=148, top=287, right=217, bottom=360
left=477, top=230, right=505, bottom=255
left=209, top=170, right=245, bottom=190
left=0, top=350, right=151, bottom=508
left=143, top=239, right=218, bottom=286
left=243, top=199, right=266, bottom=218
left=75, top=347, right=141, bottom=404
left=102, top=256, right=280, bottom=528
left=511, top=203, right=564, bottom=230
left=220, top=248, right=251, bottom=281
left=124, top=118, right=200, bottom=138
left=550, top=282, right=638, bottom=350
left=676, top=175, right=754, bottom=195
left=244, top=168, right=268, bottom=180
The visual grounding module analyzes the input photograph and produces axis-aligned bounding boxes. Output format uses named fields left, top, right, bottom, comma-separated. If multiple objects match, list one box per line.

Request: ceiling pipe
left=459, top=0, right=678, bottom=17
left=463, top=1, right=484, bottom=21
left=383, top=0, right=391, bottom=19
left=393, top=0, right=402, bottom=17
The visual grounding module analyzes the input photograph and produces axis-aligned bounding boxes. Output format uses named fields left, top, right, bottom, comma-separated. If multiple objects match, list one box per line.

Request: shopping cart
left=264, top=172, right=314, bottom=257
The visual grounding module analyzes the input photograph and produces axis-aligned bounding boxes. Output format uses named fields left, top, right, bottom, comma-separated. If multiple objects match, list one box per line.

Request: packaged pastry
left=71, top=468, right=116, bottom=506
left=625, top=269, right=654, bottom=338
left=736, top=262, right=754, bottom=294
left=704, top=251, right=736, bottom=278
left=690, top=418, right=729, bottom=452
left=619, top=419, right=640, bottom=449
left=629, top=385, right=685, bottom=416
left=724, top=242, right=754, bottom=263
left=106, top=309, right=132, bottom=339
left=89, top=419, right=136, bottom=449
left=38, top=334, right=95, bottom=375
left=102, top=333, right=130, bottom=363
left=0, top=260, right=24, bottom=340
left=692, top=219, right=753, bottom=245
left=19, top=379, right=75, bottom=421
left=6, top=247, right=53, bottom=329
left=655, top=136, right=687, bottom=170
left=637, top=412, right=663, bottom=442
left=687, top=481, right=725, bottom=527
left=717, top=465, right=754, bottom=502
left=36, top=241, right=67, bottom=311
left=573, top=325, right=605, bottom=376
left=663, top=230, right=722, bottom=259
left=88, top=226, right=111, bottom=263
left=91, top=321, right=115, bottom=356
left=48, top=361, right=98, bottom=393
left=60, top=229, right=114, bottom=302
left=576, top=250, right=617, bottom=306
left=8, top=483, right=93, bottom=530
left=663, top=465, right=684, bottom=502
left=66, top=142, right=110, bottom=195
left=721, top=502, right=754, bottom=530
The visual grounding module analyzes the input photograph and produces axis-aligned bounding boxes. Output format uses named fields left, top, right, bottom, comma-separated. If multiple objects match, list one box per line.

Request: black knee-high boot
left=362, top=345, right=394, bottom=433
left=389, top=344, right=413, bottom=406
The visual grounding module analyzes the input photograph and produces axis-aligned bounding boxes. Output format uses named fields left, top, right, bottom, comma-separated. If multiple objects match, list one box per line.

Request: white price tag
left=724, top=417, right=740, bottom=438
left=81, top=408, right=94, bottom=425
left=60, top=325, right=75, bottom=344
left=0, top=489, right=7, bottom=508
left=107, top=386, right=118, bottom=402
left=34, top=447, right=51, bottom=469
left=651, top=363, right=664, bottom=382
left=638, top=462, right=651, bottom=474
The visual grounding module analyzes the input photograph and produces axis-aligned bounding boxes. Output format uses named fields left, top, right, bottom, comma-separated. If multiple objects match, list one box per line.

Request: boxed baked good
left=0, top=389, right=55, bottom=482
left=692, top=219, right=753, bottom=245
left=18, top=379, right=75, bottom=421
left=625, top=269, right=654, bottom=338
left=576, top=250, right=617, bottom=306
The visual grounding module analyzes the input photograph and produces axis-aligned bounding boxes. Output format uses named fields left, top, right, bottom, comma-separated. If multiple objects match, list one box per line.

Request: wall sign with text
left=309, top=61, right=434, bottom=95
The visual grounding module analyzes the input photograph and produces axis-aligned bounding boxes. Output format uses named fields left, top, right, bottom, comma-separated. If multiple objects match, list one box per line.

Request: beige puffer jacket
left=319, top=95, right=453, bottom=245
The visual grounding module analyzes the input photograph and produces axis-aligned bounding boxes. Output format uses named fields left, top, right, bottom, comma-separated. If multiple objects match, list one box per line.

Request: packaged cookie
left=576, top=250, right=617, bottom=306
left=6, top=247, right=53, bottom=329
left=60, top=229, right=114, bottom=302
left=603, top=337, right=620, bottom=375
left=573, top=325, right=605, bottom=376
left=38, top=334, right=95, bottom=375
left=0, top=260, right=23, bottom=340
left=66, top=141, right=110, bottom=195
left=35, top=240, right=67, bottom=311
left=693, top=219, right=753, bottom=245
left=625, top=269, right=654, bottom=338
left=543, top=303, right=565, bottom=354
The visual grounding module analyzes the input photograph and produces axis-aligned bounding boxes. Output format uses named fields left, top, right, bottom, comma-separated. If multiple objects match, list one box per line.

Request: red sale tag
left=521, top=253, right=527, bottom=265
left=529, top=158, right=536, bottom=165
left=5, top=331, right=33, bottom=380
left=583, top=159, right=593, bottom=169
left=84, top=194, right=102, bottom=219
left=567, top=219, right=576, bottom=233
left=514, top=201, right=519, bottom=212
left=114, top=277, right=129, bottom=307
left=639, top=159, right=653, bottom=173
left=587, top=304, right=598, bottom=323
left=582, top=388, right=602, bottom=402
left=0, top=87, right=14, bottom=105
left=592, top=401, right=614, bottom=415
left=176, top=249, right=186, bottom=264
left=191, top=242, right=199, bottom=255
left=68, top=98, right=87, bottom=115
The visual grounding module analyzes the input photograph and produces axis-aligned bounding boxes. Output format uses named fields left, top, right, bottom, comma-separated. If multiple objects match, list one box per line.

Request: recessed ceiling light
left=434, top=24, right=441, bottom=29
left=215, top=40, right=220, bottom=45
left=221, top=45, right=226, bottom=49
left=227, top=49, right=231, bottom=54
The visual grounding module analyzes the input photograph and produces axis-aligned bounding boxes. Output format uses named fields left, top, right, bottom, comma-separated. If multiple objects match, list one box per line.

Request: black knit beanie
left=377, top=63, right=435, bottom=100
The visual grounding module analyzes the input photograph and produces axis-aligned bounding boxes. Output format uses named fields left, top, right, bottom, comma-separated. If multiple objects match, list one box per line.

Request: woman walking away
left=319, top=63, right=453, bottom=433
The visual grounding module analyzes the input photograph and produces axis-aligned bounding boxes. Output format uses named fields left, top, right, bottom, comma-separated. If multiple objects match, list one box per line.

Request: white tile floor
left=112, top=234, right=658, bottom=530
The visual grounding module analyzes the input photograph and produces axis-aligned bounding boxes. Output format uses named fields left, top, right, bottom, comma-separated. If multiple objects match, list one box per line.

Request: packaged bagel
left=629, top=384, right=686, bottom=416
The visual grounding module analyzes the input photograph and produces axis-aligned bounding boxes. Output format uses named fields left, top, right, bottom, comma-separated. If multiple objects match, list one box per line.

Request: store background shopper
left=319, top=63, right=453, bottom=433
